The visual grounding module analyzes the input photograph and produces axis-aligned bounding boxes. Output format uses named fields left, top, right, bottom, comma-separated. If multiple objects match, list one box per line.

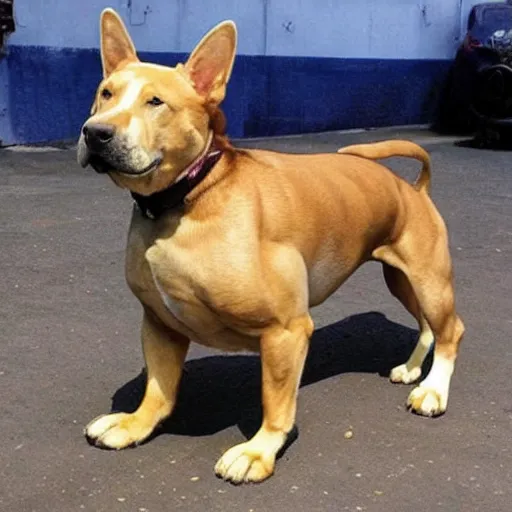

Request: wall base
left=0, top=45, right=451, bottom=145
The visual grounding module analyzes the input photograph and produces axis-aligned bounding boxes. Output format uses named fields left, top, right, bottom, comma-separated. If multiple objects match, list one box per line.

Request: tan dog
left=79, top=9, right=465, bottom=484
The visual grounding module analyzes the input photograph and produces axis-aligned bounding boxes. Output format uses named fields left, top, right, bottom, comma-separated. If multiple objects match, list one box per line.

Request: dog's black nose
left=83, top=123, right=115, bottom=150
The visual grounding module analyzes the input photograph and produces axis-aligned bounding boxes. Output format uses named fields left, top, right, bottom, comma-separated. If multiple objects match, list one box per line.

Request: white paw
left=407, top=386, right=447, bottom=417
left=85, top=412, right=153, bottom=449
left=390, top=364, right=422, bottom=384
left=214, top=442, right=275, bottom=484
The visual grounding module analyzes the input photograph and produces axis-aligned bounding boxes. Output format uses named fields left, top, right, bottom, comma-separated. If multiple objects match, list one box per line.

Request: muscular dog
left=79, top=9, right=464, bottom=484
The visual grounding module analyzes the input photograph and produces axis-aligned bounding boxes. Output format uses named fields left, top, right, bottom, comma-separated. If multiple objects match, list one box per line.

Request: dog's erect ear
left=100, top=8, right=138, bottom=77
left=184, top=21, right=237, bottom=104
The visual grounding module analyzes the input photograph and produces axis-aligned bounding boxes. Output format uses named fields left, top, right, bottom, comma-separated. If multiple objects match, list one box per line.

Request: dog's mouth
left=88, top=154, right=162, bottom=178
left=88, top=154, right=113, bottom=174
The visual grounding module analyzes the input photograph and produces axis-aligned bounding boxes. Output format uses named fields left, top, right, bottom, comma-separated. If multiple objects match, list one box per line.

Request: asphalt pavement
left=1, top=127, right=511, bottom=512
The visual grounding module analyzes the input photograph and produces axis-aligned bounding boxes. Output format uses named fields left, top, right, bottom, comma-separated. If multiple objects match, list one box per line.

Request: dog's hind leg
left=85, top=310, right=190, bottom=449
left=405, top=272, right=464, bottom=417
left=215, top=314, right=314, bottom=484
left=383, top=264, right=434, bottom=384
left=374, top=227, right=464, bottom=417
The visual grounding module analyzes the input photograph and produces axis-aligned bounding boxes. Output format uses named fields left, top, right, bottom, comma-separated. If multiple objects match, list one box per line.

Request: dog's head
left=77, top=9, right=236, bottom=195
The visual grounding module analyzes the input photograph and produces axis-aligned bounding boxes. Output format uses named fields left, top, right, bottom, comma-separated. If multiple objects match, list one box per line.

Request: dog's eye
left=101, top=88, right=112, bottom=100
left=147, top=96, right=164, bottom=106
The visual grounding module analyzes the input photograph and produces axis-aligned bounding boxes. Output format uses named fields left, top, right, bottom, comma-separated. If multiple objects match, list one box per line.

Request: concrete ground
left=1, top=127, right=511, bottom=512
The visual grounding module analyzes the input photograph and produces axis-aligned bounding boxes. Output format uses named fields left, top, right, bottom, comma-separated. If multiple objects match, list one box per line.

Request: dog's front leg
left=215, top=314, right=314, bottom=484
left=85, top=309, right=190, bottom=449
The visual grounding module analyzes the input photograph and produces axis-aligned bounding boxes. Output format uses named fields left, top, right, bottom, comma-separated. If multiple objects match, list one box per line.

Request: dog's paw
left=85, top=412, right=153, bottom=449
left=389, top=363, right=422, bottom=384
left=214, top=442, right=275, bottom=484
left=407, top=386, right=446, bottom=417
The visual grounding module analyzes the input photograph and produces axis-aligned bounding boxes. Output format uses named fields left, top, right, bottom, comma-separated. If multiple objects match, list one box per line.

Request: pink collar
left=174, top=132, right=217, bottom=183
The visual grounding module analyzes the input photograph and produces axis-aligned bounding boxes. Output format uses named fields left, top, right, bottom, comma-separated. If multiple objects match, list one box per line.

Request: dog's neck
left=131, top=132, right=223, bottom=220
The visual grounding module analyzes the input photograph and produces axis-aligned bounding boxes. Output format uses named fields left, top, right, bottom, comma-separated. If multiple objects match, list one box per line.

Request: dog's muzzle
left=77, top=122, right=162, bottom=177
left=77, top=122, right=117, bottom=173
left=83, top=123, right=115, bottom=154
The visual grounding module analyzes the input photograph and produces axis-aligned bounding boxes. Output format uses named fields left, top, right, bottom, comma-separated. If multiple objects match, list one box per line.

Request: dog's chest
left=150, top=269, right=181, bottom=319
left=126, top=223, right=260, bottom=351
left=138, top=243, right=211, bottom=324
left=146, top=249, right=198, bottom=324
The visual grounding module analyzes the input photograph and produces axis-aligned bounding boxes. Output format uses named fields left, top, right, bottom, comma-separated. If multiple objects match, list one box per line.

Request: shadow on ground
left=111, top=312, right=425, bottom=443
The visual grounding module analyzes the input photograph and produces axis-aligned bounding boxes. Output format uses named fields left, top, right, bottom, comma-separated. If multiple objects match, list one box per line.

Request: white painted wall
left=7, top=0, right=508, bottom=59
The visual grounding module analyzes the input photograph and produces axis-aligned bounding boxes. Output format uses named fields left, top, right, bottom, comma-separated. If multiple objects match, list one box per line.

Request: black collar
left=131, top=146, right=223, bottom=220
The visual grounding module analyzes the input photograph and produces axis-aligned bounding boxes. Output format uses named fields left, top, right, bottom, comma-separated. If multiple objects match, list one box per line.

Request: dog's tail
left=337, top=140, right=431, bottom=194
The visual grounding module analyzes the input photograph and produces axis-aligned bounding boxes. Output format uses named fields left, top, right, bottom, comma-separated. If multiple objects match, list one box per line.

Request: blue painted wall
left=0, top=0, right=506, bottom=144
